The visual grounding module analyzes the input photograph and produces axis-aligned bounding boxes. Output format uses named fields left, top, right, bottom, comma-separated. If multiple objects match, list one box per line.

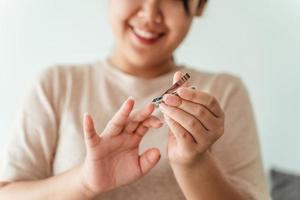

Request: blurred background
left=0, top=0, right=299, bottom=190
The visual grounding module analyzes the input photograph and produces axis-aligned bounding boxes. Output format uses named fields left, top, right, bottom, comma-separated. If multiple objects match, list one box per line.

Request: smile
left=130, top=26, right=165, bottom=45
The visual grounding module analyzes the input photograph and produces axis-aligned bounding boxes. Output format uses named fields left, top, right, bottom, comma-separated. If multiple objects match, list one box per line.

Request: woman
left=0, top=0, right=270, bottom=199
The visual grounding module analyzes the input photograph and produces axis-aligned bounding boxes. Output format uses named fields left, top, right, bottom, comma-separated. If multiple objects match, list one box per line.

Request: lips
left=133, top=27, right=161, bottom=40
left=129, top=25, right=166, bottom=45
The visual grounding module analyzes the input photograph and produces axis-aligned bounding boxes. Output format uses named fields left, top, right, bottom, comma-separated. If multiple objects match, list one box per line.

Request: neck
left=108, top=50, right=176, bottom=79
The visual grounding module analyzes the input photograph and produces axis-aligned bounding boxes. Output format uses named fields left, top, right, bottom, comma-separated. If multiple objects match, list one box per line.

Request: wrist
left=76, top=165, right=98, bottom=199
left=170, top=151, right=211, bottom=174
left=171, top=152, right=214, bottom=176
left=169, top=152, right=247, bottom=200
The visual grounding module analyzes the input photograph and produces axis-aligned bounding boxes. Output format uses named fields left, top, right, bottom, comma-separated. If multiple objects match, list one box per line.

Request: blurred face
left=108, top=0, right=195, bottom=69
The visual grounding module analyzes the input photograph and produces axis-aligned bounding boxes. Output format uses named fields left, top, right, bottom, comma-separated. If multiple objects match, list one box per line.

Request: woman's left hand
left=159, top=72, right=225, bottom=168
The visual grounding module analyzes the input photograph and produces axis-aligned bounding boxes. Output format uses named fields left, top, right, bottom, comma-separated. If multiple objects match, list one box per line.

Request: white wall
left=1, top=0, right=299, bottom=173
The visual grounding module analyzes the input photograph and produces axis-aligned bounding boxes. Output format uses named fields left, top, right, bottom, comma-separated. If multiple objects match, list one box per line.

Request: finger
left=165, top=116, right=213, bottom=154
left=124, top=103, right=155, bottom=133
left=133, top=116, right=163, bottom=138
left=83, top=113, right=100, bottom=149
left=164, top=115, right=195, bottom=149
left=163, top=93, right=183, bottom=107
left=163, top=94, right=222, bottom=131
left=142, top=116, right=163, bottom=128
left=177, top=87, right=224, bottom=118
left=101, top=97, right=135, bottom=136
left=125, top=116, right=162, bottom=135
left=131, top=103, right=155, bottom=122
left=139, top=148, right=161, bottom=175
left=167, top=129, right=177, bottom=150
left=131, top=118, right=162, bottom=143
left=134, top=124, right=149, bottom=138
left=159, top=103, right=211, bottom=145
left=173, top=71, right=189, bottom=87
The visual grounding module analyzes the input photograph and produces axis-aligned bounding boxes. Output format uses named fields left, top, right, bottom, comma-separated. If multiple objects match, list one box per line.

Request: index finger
left=177, top=87, right=224, bottom=118
left=101, top=97, right=135, bottom=136
left=173, top=71, right=189, bottom=87
left=130, top=103, right=155, bottom=122
left=124, top=103, right=156, bottom=133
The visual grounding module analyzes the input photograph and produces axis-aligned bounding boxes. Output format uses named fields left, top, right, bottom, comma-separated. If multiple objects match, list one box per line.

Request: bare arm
left=0, top=166, right=94, bottom=200
left=171, top=153, right=247, bottom=200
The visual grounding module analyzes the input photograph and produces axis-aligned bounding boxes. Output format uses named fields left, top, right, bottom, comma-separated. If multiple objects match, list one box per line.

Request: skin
left=0, top=101, right=163, bottom=199
left=0, top=0, right=248, bottom=199
left=108, top=0, right=193, bottom=78
left=160, top=72, right=246, bottom=200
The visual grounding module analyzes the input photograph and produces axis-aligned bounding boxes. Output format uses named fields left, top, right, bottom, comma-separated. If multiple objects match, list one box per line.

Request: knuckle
left=187, top=119, right=198, bottom=129
left=166, top=106, right=176, bottom=115
left=169, top=110, right=177, bottom=118
left=213, top=126, right=224, bottom=139
left=207, top=96, right=216, bottom=108
left=112, top=120, right=123, bottom=129
left=218, top=125, right=225, bottom=136
left=169, top=119, right=177, bottom=127
left=181, top=131, right=189, bottom=139
left=87, top=127, right=95, bottom=134
left=196, top=106, right=206, bottom=117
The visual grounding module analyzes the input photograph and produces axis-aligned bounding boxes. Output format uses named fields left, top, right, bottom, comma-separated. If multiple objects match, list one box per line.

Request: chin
left=125, top=51, right=163, bottom=69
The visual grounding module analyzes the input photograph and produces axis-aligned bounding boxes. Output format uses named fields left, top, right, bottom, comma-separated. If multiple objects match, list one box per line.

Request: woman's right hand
left=80, top=97, right=163, bottom=197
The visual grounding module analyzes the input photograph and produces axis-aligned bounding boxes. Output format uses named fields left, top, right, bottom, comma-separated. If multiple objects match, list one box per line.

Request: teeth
left=133, top=28, right=160, bottom=39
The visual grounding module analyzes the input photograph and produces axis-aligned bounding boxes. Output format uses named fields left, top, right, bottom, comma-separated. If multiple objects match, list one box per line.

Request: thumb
left=173, top=71, right=189, bottom=87
left=139, top=148, right=161, bottom=175
left=83, top=113, right=100, bottom=149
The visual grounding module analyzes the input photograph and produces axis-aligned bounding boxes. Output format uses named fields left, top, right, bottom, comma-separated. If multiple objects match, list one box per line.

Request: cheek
left=164, top=12, right=192, bottom=48
left=108, top=0, right=138, bottom=27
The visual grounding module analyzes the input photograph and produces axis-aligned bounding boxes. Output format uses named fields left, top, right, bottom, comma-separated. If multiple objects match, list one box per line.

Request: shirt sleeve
left=211, top=74, right=271, bottom=200
left=0, top=67, right=59, bottom=182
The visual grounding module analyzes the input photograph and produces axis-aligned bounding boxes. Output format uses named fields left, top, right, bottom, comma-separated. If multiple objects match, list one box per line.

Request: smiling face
left=108, top=0, right=198, bottom=71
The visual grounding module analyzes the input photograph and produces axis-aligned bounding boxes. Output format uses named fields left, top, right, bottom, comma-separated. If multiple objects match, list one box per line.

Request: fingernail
left=163, top=94, right=180, bottom=106
left=122, top=96, right=134, bottom=107
left=162, top=94, right=169, bottom=101
left=147, top=150, right=160, bottom=162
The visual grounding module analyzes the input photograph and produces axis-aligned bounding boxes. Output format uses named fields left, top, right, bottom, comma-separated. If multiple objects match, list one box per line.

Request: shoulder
left=32, top=62, right=100, bottom=111
left=35, top=61, right=105, bottom=95
left=38, top=62, right=97, bottom=84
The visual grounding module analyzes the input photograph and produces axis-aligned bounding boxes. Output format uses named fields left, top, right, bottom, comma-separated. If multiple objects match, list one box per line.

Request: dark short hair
left=183, top=0, right=207, bottom=15
left=183, top=0, right=189, bottom=14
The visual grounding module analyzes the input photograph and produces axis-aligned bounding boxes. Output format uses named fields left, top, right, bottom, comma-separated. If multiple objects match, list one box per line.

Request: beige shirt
left=0, top=60, right=270, bottom=199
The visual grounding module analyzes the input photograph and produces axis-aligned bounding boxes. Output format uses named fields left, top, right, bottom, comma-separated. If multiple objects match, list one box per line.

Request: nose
left=137, top=0, right=163, bottom=24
